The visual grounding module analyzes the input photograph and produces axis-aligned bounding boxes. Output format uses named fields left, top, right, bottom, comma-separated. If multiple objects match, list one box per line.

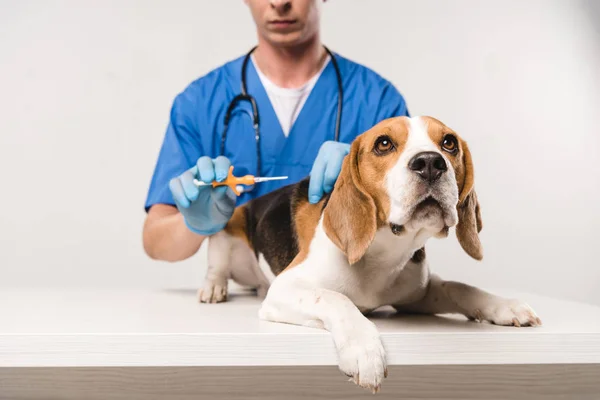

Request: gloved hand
left=169, top=156, right=237, bottom=236
left=308, top=141, right=351, bottom=204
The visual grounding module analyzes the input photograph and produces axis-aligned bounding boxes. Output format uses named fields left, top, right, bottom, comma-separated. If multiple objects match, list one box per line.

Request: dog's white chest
left=298, top=223, right=429, bottom=311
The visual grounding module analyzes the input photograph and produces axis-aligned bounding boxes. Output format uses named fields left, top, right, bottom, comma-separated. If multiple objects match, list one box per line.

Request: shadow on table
left=367, top=306, right=510, bottom=330
left=162, top=287, right=261, bottom=302
left=161, top=288, right=501, bottom=330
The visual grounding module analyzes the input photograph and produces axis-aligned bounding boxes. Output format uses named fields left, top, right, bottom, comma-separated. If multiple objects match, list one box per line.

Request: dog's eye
left=441, top=134, right=458, bottom=154
left=374, top=136, right=395, bottom=155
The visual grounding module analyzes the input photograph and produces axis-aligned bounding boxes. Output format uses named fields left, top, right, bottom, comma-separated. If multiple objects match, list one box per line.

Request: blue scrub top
left=145, top=51, right=410, bottom=210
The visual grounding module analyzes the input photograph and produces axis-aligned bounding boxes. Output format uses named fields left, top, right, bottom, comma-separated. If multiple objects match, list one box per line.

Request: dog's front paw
left=472, top=299, right=542, bottom=327
left=197, top=280, right=228, bottom=303
left=336, top=322, right=387, bottom=393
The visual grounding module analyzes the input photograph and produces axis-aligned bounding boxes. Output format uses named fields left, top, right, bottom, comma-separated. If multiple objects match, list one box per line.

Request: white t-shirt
left=252, top=55, right=331, bottom=137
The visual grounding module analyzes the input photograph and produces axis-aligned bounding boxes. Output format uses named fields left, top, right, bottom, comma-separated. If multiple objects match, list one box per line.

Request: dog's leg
left=258, top=272, right=387, bottom=393
left=393, top=274, right=542, bottom=327
left=198, top=231, right=232, bottom=303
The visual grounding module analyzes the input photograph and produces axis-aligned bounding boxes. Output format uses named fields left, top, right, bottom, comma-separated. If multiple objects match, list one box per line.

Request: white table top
left=2, top=287, right=600, bottom=367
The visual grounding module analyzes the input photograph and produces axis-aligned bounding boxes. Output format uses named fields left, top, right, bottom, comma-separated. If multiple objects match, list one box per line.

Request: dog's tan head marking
left=324, top=116, right=483, bottom=264
left=323, top=117, right=408, bottom=264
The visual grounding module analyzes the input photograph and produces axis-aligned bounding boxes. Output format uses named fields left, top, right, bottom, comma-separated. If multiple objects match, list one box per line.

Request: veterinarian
left=143, top=0, right=410, bottom=261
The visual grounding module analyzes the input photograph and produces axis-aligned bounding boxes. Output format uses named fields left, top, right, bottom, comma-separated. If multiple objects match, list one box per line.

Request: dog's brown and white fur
left=199, top=116, right=542, bottom=393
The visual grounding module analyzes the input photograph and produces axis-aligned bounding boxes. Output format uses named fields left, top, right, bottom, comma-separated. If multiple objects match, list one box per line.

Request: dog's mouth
left=390, top=196, right=446, bottom=236
left=416, top=196, right=440, bottom=208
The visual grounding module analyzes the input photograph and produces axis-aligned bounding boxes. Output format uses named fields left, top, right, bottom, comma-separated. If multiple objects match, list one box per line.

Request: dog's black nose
left=408, top=152, right=447, bottom=183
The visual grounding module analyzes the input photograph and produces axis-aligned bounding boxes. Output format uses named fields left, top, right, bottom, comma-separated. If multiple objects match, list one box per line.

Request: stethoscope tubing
left=220, top=45, right=343, bottom=188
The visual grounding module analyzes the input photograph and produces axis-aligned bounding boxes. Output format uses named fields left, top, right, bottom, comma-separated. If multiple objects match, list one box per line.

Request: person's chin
left=264, top=30, right=307, bottom=47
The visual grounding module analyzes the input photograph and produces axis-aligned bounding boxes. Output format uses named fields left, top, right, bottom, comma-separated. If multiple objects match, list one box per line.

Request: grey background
left=1, top=0, right=599, bottom=305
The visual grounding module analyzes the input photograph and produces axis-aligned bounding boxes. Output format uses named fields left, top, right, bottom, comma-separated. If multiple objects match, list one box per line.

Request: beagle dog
left=199, top=116, right=542, bottom=393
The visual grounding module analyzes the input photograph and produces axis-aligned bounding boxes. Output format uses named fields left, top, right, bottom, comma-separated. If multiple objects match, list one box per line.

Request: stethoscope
left=220, top=45, right=343, bottom=190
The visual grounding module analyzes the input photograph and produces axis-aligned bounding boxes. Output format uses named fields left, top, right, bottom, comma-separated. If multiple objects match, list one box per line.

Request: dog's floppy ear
left=456, top=139, right=483, bottom=260
left=323, top=137, right=378, bottom=264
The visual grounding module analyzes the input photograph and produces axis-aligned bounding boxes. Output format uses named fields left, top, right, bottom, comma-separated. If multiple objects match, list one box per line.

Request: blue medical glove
left=308, top=141, right=351, bottom=204
left=168, top=156, right=237, bottom=236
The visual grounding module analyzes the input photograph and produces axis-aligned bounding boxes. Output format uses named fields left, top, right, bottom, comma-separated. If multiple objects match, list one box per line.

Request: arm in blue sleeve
left=144, top=91, right=204, bottom=212
left=375, top=82, right=410, bottom=122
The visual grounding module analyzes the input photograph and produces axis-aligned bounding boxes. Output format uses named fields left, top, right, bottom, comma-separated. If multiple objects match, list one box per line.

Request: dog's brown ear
left=323, top=138, right=378, bottom=264
left=456, top=140, right=483, bottom=260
